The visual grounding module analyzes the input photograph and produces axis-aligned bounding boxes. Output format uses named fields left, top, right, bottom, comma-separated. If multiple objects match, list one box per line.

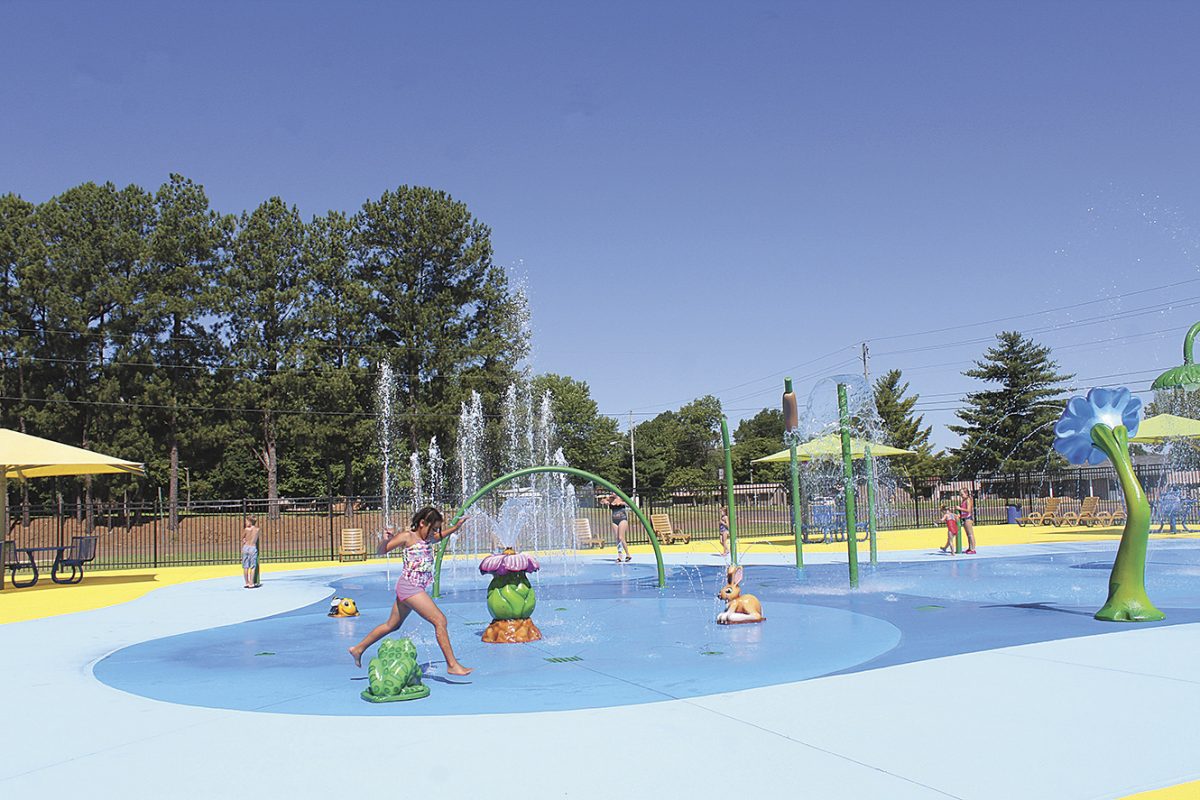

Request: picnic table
left=2, top=536, right=97, bottom=587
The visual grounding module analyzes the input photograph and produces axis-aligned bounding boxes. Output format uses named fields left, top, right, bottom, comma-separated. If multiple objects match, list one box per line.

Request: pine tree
left=872, top=369, right=937, bottom=477
left=949, top=331, right=1073, bottom=474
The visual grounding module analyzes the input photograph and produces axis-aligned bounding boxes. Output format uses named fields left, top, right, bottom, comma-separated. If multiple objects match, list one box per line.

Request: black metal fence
left=5, top=462, right=1198, bottom=569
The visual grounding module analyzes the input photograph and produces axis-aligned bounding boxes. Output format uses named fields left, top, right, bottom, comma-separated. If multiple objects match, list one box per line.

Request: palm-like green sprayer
left=1151, top=321, right=1200, bottom=391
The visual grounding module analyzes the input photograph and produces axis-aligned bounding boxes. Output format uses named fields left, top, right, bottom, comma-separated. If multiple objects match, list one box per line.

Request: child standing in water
left=349, top=506, right=472, bottom=676
left=939, top=505, right=958, bottom=554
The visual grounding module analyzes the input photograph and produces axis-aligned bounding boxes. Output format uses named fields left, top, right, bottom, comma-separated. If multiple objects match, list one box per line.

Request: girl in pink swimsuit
left=348, top=506, right=472, bottom=676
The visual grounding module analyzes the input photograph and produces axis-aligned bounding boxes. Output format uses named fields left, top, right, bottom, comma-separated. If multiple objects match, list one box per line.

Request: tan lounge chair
left=339, top=528, right=367, bottom=562
left=649, top=513, right=690, bottom=545
left=1016, top=497, right=1063, bottom=527
left=573, top=518, right=604, bottom=548
left=1061, top=497, right=1119, bottom=527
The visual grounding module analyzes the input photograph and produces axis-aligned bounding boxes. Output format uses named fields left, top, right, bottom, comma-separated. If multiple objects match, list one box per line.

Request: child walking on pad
left=349, top=506, right=472, bottom=676
left=939, top=505, right=958, bottom=554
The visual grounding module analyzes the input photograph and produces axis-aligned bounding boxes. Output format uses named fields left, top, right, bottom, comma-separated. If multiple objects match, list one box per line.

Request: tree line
left=1, top=177, right=526, bottom=523
left=1, top=173, right=1104, bottom=521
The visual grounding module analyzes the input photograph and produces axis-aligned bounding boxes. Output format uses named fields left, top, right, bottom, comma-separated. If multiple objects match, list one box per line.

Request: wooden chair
left=51, top=535, right=98, bottom=584
left=1016, top=497, right=1062, bottom=527
left=1062, top=497, right=1115, bottom=527
left=339, top=528, right=367, bottom=562
left=573, top=518, right=603, bottom=548
left=649, top=513, right=690, bottom=545
left=1100, top=500, right=1126, bottom=528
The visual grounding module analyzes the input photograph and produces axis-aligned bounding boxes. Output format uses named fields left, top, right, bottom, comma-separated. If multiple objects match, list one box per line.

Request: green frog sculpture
left=360, top=637, right=430, bottom=702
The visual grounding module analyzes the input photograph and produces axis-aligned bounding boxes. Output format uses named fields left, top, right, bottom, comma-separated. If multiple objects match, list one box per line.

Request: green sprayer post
left=837, top=383, right=860, bottom=589
left=955, top=511, right=963, bottom=553
left=721, top=417, right=739, bottom=566
left=865, top=445, right=878, bottom=566
left=783, top=378, right=803, bottom=569
left=789, top=444, right=803, bottom=568
left=431, top=465, right=666, bottom=598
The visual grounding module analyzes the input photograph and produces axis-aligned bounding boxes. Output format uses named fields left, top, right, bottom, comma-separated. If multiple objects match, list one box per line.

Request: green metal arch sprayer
left=430, top=466, right=666, bottom=598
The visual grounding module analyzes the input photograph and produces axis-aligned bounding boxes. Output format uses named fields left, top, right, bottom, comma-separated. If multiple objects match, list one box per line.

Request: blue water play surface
left=94, top=541, right=1200, bottom=716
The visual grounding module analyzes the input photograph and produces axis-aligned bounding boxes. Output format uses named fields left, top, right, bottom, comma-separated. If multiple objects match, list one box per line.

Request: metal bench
left=51, top=535, right=98, bottom=584
left=2, top=539, right=39, bottom=588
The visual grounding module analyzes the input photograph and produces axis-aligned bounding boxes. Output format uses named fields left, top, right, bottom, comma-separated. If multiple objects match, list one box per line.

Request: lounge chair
left=1061, top=497, right=1117, bottom=527
left=649, top=513, right=690, bottom=545
left=1016, top=497, right=1063, bottom=527
left=51, top=535, right=98, bottom=585
left=2, top=540, right=38, bottom=588
left=573, top=518, right=603, bottom=548
left=339, top=528, right=367, bottom=562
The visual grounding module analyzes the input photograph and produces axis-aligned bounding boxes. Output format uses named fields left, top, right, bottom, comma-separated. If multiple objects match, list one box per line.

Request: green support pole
left=789, top=444, right=803, bottom=569
left=431, top=465, right=666, bottom=598
left=837, top=383, right=859, bottom=589
left=721, top=417, right=739, bottom=566
left=783, top=378, right=802, bottom=569
left=1, top=471, right=6, bottom=591
left=865, top=445, right=878, bottom=566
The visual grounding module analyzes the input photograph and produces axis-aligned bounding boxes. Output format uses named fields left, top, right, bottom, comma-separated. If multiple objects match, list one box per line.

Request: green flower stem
left=1089, top=424, right=1165, bottom=622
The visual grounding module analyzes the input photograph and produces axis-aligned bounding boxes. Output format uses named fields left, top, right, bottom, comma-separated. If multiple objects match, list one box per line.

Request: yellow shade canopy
left=0, top=428, right=144, bottom=479
left=752, top=434, right=916, bottom=463
left=1, top=428, right=143, bottom=590
left=1129, top=413, right=1200, bottom=443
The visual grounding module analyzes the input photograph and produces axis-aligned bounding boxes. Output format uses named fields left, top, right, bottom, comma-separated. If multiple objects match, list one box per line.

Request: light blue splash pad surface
left=94, top=562, right=900, bottom=715
left=94, top=543, right=1200, bottom=716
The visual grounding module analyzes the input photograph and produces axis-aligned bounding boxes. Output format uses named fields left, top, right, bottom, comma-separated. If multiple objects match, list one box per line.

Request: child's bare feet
left=349, top=646, right=363, bottom=668
left=447, top=664, right=473, bottom=676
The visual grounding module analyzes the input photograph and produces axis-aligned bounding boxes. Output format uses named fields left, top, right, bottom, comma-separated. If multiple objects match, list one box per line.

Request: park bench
left=51, top=535, right=98, bottom=584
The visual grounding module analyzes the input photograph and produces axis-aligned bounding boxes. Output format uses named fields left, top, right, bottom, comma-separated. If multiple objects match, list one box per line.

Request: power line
left=865, top=275, right=1200, bottom=344
left=0, top=393, right=489, bottom=419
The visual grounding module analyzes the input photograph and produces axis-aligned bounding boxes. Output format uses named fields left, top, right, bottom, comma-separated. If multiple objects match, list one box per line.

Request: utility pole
left=861, top=341, right=871, bottom=383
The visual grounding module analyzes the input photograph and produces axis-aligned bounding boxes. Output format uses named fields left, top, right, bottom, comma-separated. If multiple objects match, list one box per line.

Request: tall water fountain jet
left=376, top=362, right=398, bottom=527
left=409, top=451, right=424, bottom=510
left=427, top=438, right=446, bottom=507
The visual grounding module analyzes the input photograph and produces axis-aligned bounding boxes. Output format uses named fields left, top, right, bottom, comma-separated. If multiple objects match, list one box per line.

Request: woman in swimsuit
left=349, top=506, right=472, bottom=675
left=958, top=488, right=977, bottom=554
left=600, top=494, right=632, bottom=561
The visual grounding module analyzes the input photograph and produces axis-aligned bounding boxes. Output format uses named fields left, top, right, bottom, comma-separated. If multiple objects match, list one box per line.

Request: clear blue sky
left=4, top=1, right=1199, bottom=450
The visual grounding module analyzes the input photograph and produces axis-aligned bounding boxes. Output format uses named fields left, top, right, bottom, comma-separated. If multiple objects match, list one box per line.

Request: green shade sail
left=752, top=435, right=915, bottom=463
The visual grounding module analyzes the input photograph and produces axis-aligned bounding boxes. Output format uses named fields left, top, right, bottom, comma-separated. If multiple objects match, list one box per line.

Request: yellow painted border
left=1120, top=778, right=1200, bottom=799
left=1, top=523, right=1195, bottom=625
